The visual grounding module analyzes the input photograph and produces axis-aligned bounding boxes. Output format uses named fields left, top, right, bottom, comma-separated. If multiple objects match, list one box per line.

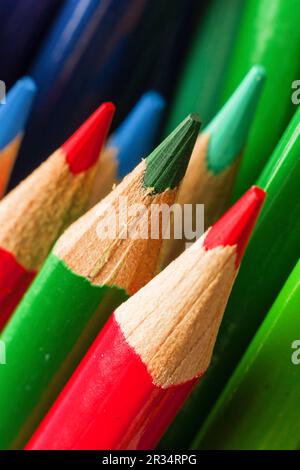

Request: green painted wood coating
left=158, top=106, right=300, bottom=449
left=164, top=0, right=245, bottom=134
left=144, top=113, right=200, bottom=192
left=221, top=0, right=300, bottom=198
left=0, top=253, right=128, bottom=449
left=194, top=260, right=300, bottom=450
left=205, top=66, right=265, bottom=174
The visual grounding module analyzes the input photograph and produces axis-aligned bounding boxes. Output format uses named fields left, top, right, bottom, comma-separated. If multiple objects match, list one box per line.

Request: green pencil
left=194, top=259, right=300, bottom=450
left=0, top=114, right=200, bottom=450
left=164, top=0, right=245, bottom=134
left=221, top=0, right=300, bottom=197
left=158, top=105, right=300, bottom=449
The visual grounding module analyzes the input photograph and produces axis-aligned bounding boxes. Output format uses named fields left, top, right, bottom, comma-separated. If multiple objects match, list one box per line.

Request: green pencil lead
left=144, top=113, right=201, bottom=193
left=205, top=65, right=265, bottom=174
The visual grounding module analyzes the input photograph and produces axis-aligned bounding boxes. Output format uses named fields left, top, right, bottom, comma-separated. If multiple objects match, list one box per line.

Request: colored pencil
left=164, top=0, right=245, bottom=134
left=160, top=66, right=265, bottom=268
left=159, top=105, right=300, bottom=449
left=0, top=77, right=36, bottom=198
left=221, top=0, right=300, bottom=197
left=26, top=186, right=265, bottom=450
left=0, top=114, right=200, bottom=450
left=89, top=90, right=165, bottom=207
left=194, top=259, right=300, bottom=450
left=0, top=102, right=114, bottom=330
left=0, top=0, right=63, bottom=87
left=13, top=0, right=148, bottom=185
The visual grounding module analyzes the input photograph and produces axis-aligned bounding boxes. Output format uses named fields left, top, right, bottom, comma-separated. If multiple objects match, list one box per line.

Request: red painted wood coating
left=26, top=314, right=197, bottom=450
left=203, top=185, right=266, bottom=266
left=0, top=248, right=36, bottom=329
left=64, top=102, right=115, bottom=174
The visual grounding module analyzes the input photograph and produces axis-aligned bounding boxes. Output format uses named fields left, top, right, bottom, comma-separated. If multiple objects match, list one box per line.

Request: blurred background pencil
left=117, top=0, right=201, bottom=116
left=0, top=77, right=36, bottom=198
left=164, top=0, right=245, bottom=133
left=0, top=114, right=200, bottom=450
left=160, top=105, right=300, bottom=449
left=160, top=65, right=265, bottom=268
left=194, top=259, right=300, bottom=450
left=26, top=186, right=265, bottom=450
left=220, top=0, right=300, bottom=198
left=0, top=102, right=114, bottom=329
left=89, top=90, right=165, bottom=207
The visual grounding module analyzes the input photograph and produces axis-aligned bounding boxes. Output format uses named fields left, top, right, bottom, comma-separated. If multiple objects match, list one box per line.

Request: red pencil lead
left=63, top=102, right=115, bottom=174
left=203, top=185, right=266, bottom=266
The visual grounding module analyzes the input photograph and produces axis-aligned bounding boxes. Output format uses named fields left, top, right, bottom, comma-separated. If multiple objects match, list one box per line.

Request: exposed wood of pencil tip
left=55, top=161, right=177, bottom=295
left=0, top=136, right=23, bottom=197
left=159, top=132, right=240, bottom=268
left=116, top=233, right=237, bottom=387
left=0, top=149, right=97, bottom=271
left=87, top=145, right=119, bottom=209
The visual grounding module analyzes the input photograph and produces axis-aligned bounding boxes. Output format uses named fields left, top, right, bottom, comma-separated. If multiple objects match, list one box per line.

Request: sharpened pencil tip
left=143, top=113, right=201, bottom=193
left=0, top=76, right=37, bottom=150
left=63, top=102, right=115, bottom=175
left=205, top=65, right=266, bottom=174
left=203, top=185, right=266, bottom=266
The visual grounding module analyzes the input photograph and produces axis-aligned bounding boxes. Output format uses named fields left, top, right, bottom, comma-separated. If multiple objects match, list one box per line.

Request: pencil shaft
left=222, top=0, right=300, bottom=197
left=194, top=260, right=300, bottom=450
left=27, top=315, right=196, bottom=450
left=0, top=253, right=127, bottom=449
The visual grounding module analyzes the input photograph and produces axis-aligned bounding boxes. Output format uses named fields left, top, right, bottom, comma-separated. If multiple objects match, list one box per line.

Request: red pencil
left=26, top=186, right=265, bottom=450
left=0, top=103, right=114, bottom=329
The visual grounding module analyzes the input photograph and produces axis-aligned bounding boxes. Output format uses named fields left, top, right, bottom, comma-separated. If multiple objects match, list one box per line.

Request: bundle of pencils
left=26, top=186, right=265, bottom=450
left=0, top=114, right=200, bottom=450
left=0, top=102, right=114, bottom=329
left=0, top=0, right=299, bottom=454
left=0, top=77, right=36, bottom=198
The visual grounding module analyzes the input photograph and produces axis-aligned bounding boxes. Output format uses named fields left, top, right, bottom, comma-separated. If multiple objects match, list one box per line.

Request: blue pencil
left=0, top=77, right=36, bottom=197
left=12, top=0, right=148, bottom=187
left=89, top=90, right=166, bottom=206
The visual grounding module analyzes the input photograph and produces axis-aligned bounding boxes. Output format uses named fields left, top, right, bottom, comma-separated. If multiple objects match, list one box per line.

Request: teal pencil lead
left=205, top=65, right=265, bottom=174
